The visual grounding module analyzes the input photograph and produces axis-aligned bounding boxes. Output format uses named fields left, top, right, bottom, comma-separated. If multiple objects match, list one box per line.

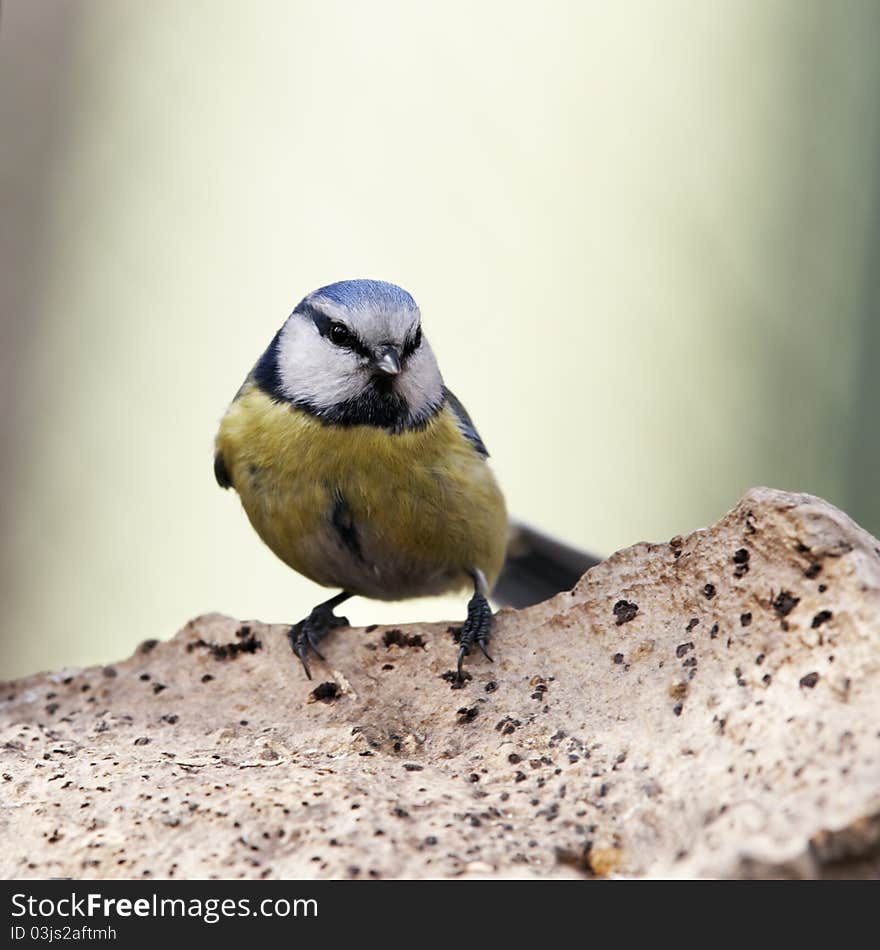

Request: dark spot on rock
left=191, top=629, right=262, bottom=661
left=702, top=584, right=716, bottom=599
left=383, top=629, right=425, bottom=649
left=485, top=681, right=497, bottom=693
left=441, top=670, right=471, bottom=690
left=200, top=674, right=214, bottom=683
left=811, top=610, right=833, bottom=629
left=818, top=584, right=827, bottom=593
left=799, top=672, right=820, bottom=689
left=508, top=753, right=521, bottom=764
left=495, top=716, right=522, bottom=735
left=740, top=612, right=752, bottom=627
left=676, top=642, right=694, bottom=658
left=709, top=623, right=719, bottom=639
left=613, top=653, right=624, bottom=664
left=672, top=703, right=683, bottom=716
left=102, top=667, right=117, bottom=678
left=311, top=682, right=340, bottom=703
left=514, top=771, right=527, bottom=783
left=160, top=714, right=178, bottom=724
left=457, top=706, right=479, bottom=724
left=403, top=763, right=423, bottom=772
left=139, top=673, right=151, bottom=681
left=686, top=618, right=699, bottom=633
left=772, top=590, right=800, bottom=618
left=756, top=653, right=765, bottom=665
left=447, top=625, right=463, bottom=643
left=805, top=563, right=822, bottom=579
left=139, top=639, right=159, bottom=654
left=613, top=600, right=638, bottom=625
left=152, top=683, right=167, bottom=694
left=732, top=548, right=751, bottom=576
left=133, top=737, right=151, bottom=746
left=364, top=624, right=378, bottom=633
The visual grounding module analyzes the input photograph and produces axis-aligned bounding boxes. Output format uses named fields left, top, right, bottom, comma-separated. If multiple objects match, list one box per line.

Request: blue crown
left=309, top=279, right=416, bottom=312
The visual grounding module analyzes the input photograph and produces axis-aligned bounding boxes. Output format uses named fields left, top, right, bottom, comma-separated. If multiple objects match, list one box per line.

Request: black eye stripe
left=299, top=302, right=419, bottom=362
left=305, top=307, right=371, bottom=358
left=402, top=325, right=422, bottom=359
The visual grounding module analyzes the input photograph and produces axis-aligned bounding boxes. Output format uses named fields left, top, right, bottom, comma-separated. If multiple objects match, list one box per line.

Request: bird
left=214, top=279, right=598, bottom=679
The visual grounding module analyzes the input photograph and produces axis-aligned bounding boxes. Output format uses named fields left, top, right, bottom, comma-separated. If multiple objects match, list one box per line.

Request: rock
left=1, top=487, right=879, bottom=879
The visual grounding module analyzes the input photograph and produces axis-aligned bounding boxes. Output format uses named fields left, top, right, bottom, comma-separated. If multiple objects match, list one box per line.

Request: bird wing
left=444, top=387, right=489, bottom=458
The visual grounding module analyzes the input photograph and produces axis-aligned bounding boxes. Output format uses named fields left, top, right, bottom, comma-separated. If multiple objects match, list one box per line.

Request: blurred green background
left=2, top=0, right=879, bottom=678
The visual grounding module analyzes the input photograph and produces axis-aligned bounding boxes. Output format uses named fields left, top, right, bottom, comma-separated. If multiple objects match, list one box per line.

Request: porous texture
left=2, top=488, right=879, bottom=879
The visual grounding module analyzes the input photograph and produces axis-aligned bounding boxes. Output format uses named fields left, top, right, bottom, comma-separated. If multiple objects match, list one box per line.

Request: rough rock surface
left=2, top=488, right=879, bottom=880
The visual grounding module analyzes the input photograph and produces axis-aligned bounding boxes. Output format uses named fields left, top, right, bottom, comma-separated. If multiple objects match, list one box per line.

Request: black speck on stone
left=799, top=672, right=819, bottom=689
left=709, top=623, right=719, bottom=639
left=740, top=612, right=752, bottom=627
left=686, top=618, right=699, bottom=633
left=811, top=610, right=833, bottom=629
left=139, top=639, right=159, bottom=654
left=613, top=653, right=624, bottom=665
left=456, top=705, right=479, bottom=724
left=102, top=667, right=118, bottom=678
left=676, top=642, right=694, bottom=659
left=772, top=590, right=800, bottom=618
left=200, top=674, right=214, bottom=683
left=191, top=630, right=262, bottom=661
left=613, top=600, right=639, bottom=625
left=672, top=703, right=683, bottom=717
left=311, top=682, right=340, bottom=703
left=403, top=763, right=423, bottom=772
left=508, top=753, right=521, bottom=764
left=485, top=681, right=498, bottom=693
left=818, top=584, right=828, bottom=593
left=383, top=629, right=425, bottom=649
left=702, top=584, right=716, bottom=600
left=441, top=670, right=471, bottom=690
left=805, top=563, right=822, bottom=579
left=133, top=737, right=151, bottom=746
left=732, top=549, right=750, bottom=565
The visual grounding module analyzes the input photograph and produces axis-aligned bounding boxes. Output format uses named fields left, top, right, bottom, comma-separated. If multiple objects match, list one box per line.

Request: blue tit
left=214, top=279, right=598, bottom=679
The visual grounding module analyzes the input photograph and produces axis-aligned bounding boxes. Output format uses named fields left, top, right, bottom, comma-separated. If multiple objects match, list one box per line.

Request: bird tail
left=492, top=522, right=602, bottom=609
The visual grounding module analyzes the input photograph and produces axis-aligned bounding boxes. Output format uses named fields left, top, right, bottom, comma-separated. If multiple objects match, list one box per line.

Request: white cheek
left=275, top=318, right=367, bottom=406
left=398, top=342, right=444, bottom=416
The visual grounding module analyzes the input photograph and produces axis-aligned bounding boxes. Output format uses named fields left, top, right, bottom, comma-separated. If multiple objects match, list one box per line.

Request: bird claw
left=456, top=590, right=493, bottom=679
left=288, top=606, right=349, bottom=678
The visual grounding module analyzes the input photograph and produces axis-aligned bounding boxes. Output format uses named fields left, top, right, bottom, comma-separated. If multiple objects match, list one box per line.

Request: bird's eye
left=329, top=323, right=351, bottom=346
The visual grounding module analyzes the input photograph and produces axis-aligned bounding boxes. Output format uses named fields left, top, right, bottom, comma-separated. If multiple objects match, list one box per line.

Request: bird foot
left=288, top=605, right=349, bottom=679
left=456, top=590, right=493, bottom=679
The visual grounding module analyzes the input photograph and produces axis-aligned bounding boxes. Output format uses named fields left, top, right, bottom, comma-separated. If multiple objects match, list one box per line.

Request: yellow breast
left=215, top=384, right=507, bottom=600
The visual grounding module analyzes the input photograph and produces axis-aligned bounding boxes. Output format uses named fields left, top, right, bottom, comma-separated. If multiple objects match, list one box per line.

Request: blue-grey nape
left=298, top=279, right=417, bottom=313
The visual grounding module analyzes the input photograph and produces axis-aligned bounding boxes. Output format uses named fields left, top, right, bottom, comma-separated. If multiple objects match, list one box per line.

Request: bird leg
left=457, top=571, right=494, bottom=678
left=288, top=591, right=352, bottom=679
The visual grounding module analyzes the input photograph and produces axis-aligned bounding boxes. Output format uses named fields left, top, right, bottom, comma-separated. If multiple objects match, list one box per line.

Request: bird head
left=258, top=279, right=444, bottom=429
